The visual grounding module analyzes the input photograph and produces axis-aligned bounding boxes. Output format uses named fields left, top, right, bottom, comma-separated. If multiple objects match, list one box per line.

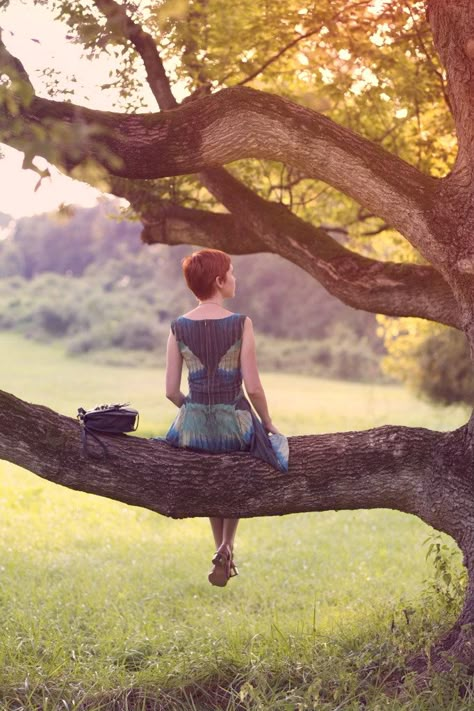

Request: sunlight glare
left=395, top=108, right=408, bottom=119
left=368, top=0, right=391, bottom=15
left=338, top=49, right=352, bottom=61
left=0, top=146, right=102, bottom=219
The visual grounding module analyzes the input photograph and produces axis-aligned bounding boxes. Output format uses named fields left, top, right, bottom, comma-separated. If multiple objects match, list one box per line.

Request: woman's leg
left=209, top=517, right=224, bottom=549
left=210, top=518, right=239, bottom=551
left=222, top=518, right=239, bottom=551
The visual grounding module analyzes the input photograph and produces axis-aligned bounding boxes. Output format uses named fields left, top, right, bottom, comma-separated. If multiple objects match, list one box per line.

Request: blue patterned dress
left=164, top=314, right=289, bottom=472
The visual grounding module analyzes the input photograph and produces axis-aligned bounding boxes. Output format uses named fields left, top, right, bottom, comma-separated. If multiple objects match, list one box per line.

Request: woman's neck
left=197, top=298, right=225, bottom=308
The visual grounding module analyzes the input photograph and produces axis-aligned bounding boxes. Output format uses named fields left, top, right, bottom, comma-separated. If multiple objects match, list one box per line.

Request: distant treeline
left=0, top=202, right=384, bottom=381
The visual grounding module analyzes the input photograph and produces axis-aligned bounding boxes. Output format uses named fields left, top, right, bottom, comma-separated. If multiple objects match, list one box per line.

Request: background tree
left=380, top=316, right=474, bottom=405
left=1, top=0, right=474, bottom=678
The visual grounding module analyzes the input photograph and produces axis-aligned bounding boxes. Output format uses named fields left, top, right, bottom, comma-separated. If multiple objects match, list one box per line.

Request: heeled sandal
left=208, top=545, right=237, bottom=587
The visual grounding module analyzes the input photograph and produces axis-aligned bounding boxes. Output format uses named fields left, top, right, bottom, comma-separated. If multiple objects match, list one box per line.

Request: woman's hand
left=263, top=421, right=282, bottom=435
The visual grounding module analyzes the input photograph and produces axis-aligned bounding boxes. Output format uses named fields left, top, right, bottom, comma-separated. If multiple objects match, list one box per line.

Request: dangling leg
left=209, top=517, right=223, bottom=549
left=208, top=517, right=227, bottom=586
left=222, top=518, right=239, bottom=553
left=223, top=518, right=239, bottom=577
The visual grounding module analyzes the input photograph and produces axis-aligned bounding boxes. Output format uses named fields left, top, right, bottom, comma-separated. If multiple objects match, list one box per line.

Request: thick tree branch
left=139, top=202, right=263, bottom=254
left=0, top=388, right=470, bottom=536
left=3, top=386, right=474, bottom=673
left=428, top=0, right=473, bottom=173
left=0, top=86, right=434, bottom=223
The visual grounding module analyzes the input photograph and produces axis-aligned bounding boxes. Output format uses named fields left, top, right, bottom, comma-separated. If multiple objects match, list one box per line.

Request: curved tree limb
left=0, top=35, right=443, bottom=267
left=0, top=87, right=436, bottom=239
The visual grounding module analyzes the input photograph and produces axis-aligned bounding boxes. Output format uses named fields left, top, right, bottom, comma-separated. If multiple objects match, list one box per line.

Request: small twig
left=222, top=0, right=373, bottom=87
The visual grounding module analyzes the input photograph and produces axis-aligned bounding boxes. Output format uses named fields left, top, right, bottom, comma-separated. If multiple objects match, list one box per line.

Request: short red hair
left=182, top=249, right=231, bottom=300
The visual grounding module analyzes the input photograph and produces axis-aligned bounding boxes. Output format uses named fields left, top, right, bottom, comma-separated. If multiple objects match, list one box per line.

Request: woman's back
left=171, top=313, right=246, bottom=405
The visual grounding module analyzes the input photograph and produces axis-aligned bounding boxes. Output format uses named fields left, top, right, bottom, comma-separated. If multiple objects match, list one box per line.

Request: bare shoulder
left=242, top=316, right=255, bottom=342
left=243, top=316, right=254, bottom=331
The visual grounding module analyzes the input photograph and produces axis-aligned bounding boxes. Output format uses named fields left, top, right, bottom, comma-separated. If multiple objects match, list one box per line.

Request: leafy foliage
left=379, top=316, right=474, bottom=406
left=423, top=533, right=467, bottom=612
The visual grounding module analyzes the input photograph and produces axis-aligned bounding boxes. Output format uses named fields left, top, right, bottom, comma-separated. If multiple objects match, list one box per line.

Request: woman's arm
left=165, top=330, right=186, bottom=408
left=240, top=317, right=281, bottom=434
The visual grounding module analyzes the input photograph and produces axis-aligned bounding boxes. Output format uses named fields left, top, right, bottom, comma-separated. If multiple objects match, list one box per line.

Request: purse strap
left=79, top=421, right=109, bottom=458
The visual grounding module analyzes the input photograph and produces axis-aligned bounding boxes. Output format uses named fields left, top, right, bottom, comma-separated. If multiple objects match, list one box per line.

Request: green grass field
left=0, top=332, right=472, bottom=709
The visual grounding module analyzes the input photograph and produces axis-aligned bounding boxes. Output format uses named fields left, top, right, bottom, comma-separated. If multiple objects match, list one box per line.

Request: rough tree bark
left=1, top=0, right=474, bottom=678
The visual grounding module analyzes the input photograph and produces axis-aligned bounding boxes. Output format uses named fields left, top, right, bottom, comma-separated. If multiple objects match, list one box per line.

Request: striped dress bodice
left=171, top=314, right=246, bottom=405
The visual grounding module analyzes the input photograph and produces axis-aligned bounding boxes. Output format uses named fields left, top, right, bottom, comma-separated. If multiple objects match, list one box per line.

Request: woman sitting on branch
left=161, top=249, right=289, bottom=587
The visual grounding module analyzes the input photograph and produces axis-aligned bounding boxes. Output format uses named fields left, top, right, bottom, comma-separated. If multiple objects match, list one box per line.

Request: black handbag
left=77, top=403, right=139, bottom=457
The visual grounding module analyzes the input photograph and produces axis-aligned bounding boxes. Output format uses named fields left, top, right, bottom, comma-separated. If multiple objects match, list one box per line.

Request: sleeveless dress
left=164, top=313, right=289, bottom=472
